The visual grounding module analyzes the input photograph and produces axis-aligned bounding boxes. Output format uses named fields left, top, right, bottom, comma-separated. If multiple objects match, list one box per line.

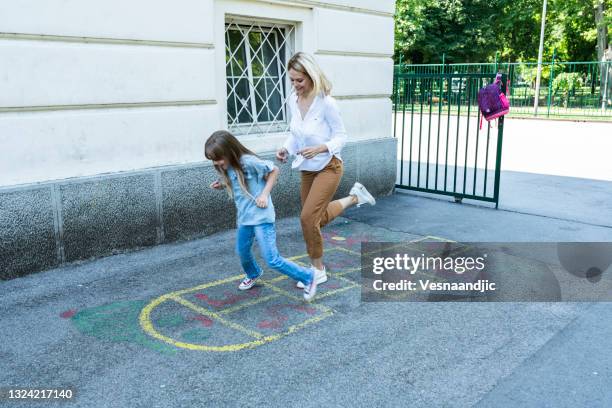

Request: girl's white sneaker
left=296, top=265, right=328, bottom=289
left=238, top=276, right=260, bottom=290
left=350, top=182, right=376, bottom=207
left=303, top=274, right=318, bottom=302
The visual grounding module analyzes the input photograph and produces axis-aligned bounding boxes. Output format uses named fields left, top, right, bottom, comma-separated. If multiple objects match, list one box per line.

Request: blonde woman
left=276, top=52, right=376, bottom=288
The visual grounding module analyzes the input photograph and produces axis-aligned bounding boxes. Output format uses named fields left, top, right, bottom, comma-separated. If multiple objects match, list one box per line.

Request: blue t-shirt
left=227, top=155, right=276, bottom=226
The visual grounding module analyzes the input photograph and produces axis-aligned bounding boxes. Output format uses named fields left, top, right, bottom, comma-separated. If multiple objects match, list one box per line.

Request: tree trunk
left=595, top=0, right=608, bottom=61
left=604, top=48, right=612, bottom=108
left=595, top=0, right=610, bottom=108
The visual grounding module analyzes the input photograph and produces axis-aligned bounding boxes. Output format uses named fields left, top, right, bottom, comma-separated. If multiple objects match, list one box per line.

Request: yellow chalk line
left=262, top=268, right=361, bottom=300
left=354, top=237, right=466, bottom=266
left=140, top=299, right=332, bottom=352
left=167, top=274, right=244, bottom=296
left=262, top=247, right=342, bottom=283
left=316, top=283, right=360, bottom=300
left=266, top=275, right=289, bottom=283
left=139, top=268, right=337, bottom=352
left=139, top=289, right=334, bottom=352
left=333, top=246, right=360, bottom=256
left=331, top=235, right=451, bottom=258
left=334, top=267, right=361, bottom=277
left=287, top=253, right=310, bottom=261
left=263, top=270, right=360, bottom=302
left=218, top=294, right=281, bottom=315
left=139, top=237, right=460, bottom=352
left=259, top=281, right=332, bottom=313
left=169, top=295, right=264, bottom=339
left=333, top=273, right=358, bottom=285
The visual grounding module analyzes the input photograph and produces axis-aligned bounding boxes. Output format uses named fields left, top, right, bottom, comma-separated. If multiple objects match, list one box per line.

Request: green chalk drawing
left=70, top=300, right=178, bottom=355
left=181, top=328, right=211, bottom=343
left=156, top=314, right=186, bottom=329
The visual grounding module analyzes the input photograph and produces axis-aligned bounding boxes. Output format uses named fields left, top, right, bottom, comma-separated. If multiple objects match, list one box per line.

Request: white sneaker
left=238, top=275, right=261, bottom=290
left=350, top=182, right=376, bottom=207
left=303, top=271, right=318, bottom=302
left=296, top=265, right=328, bottom=289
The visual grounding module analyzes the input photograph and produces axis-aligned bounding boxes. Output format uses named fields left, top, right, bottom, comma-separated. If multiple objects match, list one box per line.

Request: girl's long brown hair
left=204, top=130, right=257, bottom=200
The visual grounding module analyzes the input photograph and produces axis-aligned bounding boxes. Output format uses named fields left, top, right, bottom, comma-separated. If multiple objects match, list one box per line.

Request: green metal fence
left=394, top=60, right=612, bottom=119
left=393, top=72, right=505, bottom=207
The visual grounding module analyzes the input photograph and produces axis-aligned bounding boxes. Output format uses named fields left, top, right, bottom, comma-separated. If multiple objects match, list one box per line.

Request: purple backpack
left=478, top=73, right=510, bottom=128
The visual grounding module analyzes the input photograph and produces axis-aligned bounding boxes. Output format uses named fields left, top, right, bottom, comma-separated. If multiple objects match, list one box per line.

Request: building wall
left=0, top=0, right=395, bottom=186
left=0, top=0, right=396, bottom=278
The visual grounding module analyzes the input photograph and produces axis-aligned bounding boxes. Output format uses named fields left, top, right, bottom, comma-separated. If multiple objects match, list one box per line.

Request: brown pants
left=300, top=157, right=345, bottom=259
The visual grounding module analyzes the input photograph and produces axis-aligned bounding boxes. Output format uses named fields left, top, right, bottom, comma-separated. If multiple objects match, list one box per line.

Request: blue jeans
left=236, top=223, right=313, bottom=285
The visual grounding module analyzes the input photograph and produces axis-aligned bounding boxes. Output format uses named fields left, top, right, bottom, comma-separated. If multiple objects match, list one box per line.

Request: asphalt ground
left=1, top=192, right=612, bottom=407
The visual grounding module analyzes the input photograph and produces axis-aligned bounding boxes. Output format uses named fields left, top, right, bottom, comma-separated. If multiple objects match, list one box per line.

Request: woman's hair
left=287, top=52, right=332, bottom=96
left=204, top=130, right=256, bottom=200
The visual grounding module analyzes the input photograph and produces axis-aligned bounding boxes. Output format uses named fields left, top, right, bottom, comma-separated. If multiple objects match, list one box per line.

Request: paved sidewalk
left=1, top=192, right=611, bottom=407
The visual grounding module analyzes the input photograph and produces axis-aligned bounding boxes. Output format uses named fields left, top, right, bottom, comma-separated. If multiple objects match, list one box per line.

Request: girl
left=205, top=130, right=318, bottom=301
left=276, top=52, right=376, bottom=289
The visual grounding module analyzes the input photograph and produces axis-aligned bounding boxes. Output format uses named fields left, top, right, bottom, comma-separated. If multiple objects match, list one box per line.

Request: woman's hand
left=255, top=193, right=269, bottom=208
left=276, top=148, right=289, bottom=163
left=210, top=180, right=223, bottom=190
left=299, top=144, right=328, bottom=159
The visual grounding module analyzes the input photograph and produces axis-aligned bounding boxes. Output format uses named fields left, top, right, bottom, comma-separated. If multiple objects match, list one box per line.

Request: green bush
left=552, top=73, right=584, bottom=107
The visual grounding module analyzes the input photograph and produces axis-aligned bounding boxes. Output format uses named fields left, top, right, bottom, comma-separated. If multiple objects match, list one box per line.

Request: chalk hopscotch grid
left=140, top=235, right=454, bottom=350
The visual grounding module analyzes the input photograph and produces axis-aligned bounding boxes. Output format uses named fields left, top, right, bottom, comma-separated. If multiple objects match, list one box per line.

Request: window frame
left=224, top=18, right=296, bottom=136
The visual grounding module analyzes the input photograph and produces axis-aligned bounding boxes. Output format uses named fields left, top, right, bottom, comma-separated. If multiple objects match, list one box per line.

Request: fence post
left=547, top=48, right=556, bottom=117
left=494, top=51, right=499, bottom=73
left=442, top=53, right=446, bottom=75
left=603, top=59, right=610, bottom=111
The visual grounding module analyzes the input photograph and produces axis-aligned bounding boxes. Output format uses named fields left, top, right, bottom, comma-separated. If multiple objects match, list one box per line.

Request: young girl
left=205, top=130, right=318, bottom=301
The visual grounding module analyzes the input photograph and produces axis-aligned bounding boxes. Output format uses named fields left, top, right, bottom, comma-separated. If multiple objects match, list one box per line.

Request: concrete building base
left=0, top=138, right=396, bottom=279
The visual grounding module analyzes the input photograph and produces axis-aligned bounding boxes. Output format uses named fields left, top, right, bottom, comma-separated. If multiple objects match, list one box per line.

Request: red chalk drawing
left=256, top=303, right=317, bottom=329
left=257, top=316, right=287, bottom=329
left=322, top=231, right=370, bottom=249
left=60, top=309, right=77, bottom=319
left=191, top=315, right=214, bottom=327
left=346, top=236, right=369, bottom=247
left=291, top=305, right=317, bottom=315
left=194, top=288, right=261, bottom=308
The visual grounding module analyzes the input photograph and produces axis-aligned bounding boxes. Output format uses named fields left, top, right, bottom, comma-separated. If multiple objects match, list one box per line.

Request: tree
left=394, top=0, right=611, bottom=64
left=395, top=0, right=501, bottom=64
left=594, top=0, right=609, bottom=62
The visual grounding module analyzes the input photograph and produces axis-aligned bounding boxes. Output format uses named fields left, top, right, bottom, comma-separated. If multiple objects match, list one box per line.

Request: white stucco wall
left=0, top=0, right=395, bottom=187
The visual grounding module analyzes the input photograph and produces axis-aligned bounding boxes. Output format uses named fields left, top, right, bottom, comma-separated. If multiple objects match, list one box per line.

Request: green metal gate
left=393, top=72, right=506, bottom=208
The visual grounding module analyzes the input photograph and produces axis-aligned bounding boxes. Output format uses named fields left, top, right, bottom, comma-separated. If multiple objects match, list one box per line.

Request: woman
left=276, top=52, right=376, bottom=288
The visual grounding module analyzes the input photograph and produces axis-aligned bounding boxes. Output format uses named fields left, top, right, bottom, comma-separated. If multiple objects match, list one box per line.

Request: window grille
left=225, top=20, right=296, bottom=135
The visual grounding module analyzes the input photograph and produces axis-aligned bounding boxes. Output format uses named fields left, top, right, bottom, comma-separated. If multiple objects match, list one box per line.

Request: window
left=225, top=20, right=295, bottom=135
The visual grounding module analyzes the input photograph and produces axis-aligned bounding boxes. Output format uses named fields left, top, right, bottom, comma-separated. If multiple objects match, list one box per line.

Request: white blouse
left=282, top=92, right=348, bottom=172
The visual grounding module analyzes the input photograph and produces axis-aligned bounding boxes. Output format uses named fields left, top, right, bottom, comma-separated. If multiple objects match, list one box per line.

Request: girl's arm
left=255, top=166, right=279, bottom=208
